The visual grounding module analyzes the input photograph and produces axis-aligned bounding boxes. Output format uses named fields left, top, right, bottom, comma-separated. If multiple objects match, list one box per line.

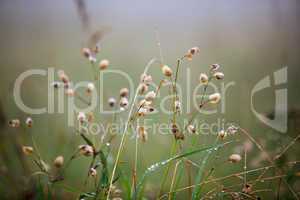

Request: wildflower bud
left=187, top=125, right=196, bottom=134
left=228, top=154, right=242, bottom=163
left=86, top=83, right=95, bottom=94
left=78, top=145, right=94, bottom=156
left=137, top=126, right=148, bottom=142
left=210, top=64, right=220, bottom=71
left=89, top=168, right=97, bottom=177
left=199, top=73, right=209, bottom=85
left=145, top=91, right=156, bottom=101
left=208, top=93, right=221, bottom=104
left=25, top=117, right=33, bottom=128
left=108, top=97, right=116, bottom=107
left=82, top=48, right=91, bottom=58
left=119, top=88, right=129, bottom=98
left=213, top=72, right=224, bottom=80
left=77, top=112, right=86, bottom=123
left=52, top=81, right=61, bottom=89
left=140, top=73, right=152, bottom=85
left=188, top=47, right=200, bottom=55
left=119, top=97, right=129, bottom=109
left=54, top=156, right=64, bottom=168
left=174, top=100, right=182, bottom=113
left=138, top=83, right=148, bottom=95
left=57, top=70, right=69, bottom=84
left=22, top=146, right=34, bottom=155
left=218, top=130, right=227, bottom=139
left=8, top=119, right=20, bottom=128
left=65, top=88, right=75, bottom=96
left=162, top=65, right=172, bottom=77
left=99, top=59, right=109, bottom=70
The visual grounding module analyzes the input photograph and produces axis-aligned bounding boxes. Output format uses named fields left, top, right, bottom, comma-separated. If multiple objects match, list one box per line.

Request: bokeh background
left=0, top=0, right=299, bottom=199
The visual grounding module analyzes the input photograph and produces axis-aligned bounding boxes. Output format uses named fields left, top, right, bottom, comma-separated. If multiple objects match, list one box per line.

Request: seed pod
left=86, top=83, right=95, bottom=94
left=78, top=145, right=94, bottom=156
left=208, top=93, right=221, bottom=104
left=145, top=91, right=156, bottom=101
left=22, top=146, right=34, bottom=155
left=199, top=73, right=209, bottom=85
left=54, top=156, right=64, bottom=168
left=119, top=88, right=129, bottom=98
left=162, top=65, right=172, bottom=77
left=99, top=59, right=109, bottom=70
left=119, top=97, right=129, bottom=109
left=188, top=47, right=200, bottom=55
left=213, top=72, right=224, bottom=80
left=65, top=88, right=75, bottom=96
left=218, top=130, right=227, bottom=139
left=108, top=97, right=116, bottom=107
left=82, top=48, right=91, bottom=58
left=210, top=64, right=220, bottom=71
left=138, top=83, right=148, bottom=94
left=8, top=119, right=20, bottom=128
left=140, top=73, right=153, bottom=86
left=57, top=70, right=69, bottom=84
left=187, top=125, right=196, bottom=134
left=137, top=126, right=148, bottom=142
left=228, top=154, right=242, bottom=163
left=77, top=112, right=86, bottom=123
left=25, top=117, right=33, bottom=128
left=89, top=168, right=97, bottom=177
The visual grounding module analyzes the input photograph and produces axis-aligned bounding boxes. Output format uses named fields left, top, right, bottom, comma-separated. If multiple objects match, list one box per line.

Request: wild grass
left=3, top=41, right=300, bottom=200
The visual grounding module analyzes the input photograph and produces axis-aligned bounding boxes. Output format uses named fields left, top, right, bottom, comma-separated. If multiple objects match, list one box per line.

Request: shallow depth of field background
left=0, top=0, right=299, bottom=199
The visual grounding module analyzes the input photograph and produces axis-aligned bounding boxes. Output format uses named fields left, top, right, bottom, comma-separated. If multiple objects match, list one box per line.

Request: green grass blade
left=135, top=141, right=233, bottom=199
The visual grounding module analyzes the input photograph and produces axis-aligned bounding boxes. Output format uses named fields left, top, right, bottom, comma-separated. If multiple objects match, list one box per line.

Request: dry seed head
left=78, top=145, right=94, bottom=156
left=208, top=93, right=221, bottom=104
left=89, top=168, right=97, bottom=177
left=228, top=154, right=242, bottom=163
left=145, top=91, right=156, bottom=101
left=8, top=119, right=20, bottom=128
left=186, top=46, right=200, bottom=60
left=54, top=156, right=64, bottom=168
left=213, top=72, right=224, bottom=80
left=65, top=88, right=75, bottom=96
left=218, top=130, right=227, bottom=139
left=119, top=97, right=129, bottom=109
left=77, top=112, right=86, bottom=123
left=137, top=126, right=148, bottom=142
left=108, top=97, right=116, bottom=107
left=99, top=59, right=109, bottom=70
left=119, top=88, right=129, bottom=97
left=57, top=70, right=69, bottom=84
left=162, top=65, right=172, bottom=77
left=174, top=100, right=182, bottom=113
left=25, top=117, right=33, bottom=128
left=199, top=73, right=209, bottom=85
left=140, top=73, right=152, bottom=85
left=138, top=83, right=148, bottom=95
left=210, top=63, right=220, bottom=71
left=187, top=124, right=196, bottom=134
left=82, top=48, right=91, bottom=58
left=86, top=83, right=95, bottom=94
left=22, top=146, right=34, bottom=155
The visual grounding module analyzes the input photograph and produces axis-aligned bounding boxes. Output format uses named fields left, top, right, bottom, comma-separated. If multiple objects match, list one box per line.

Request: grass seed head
left=8, top=119, right=20, bottom=128
left=213, top=72, right=224, bottom=80
left=82, top=48, right=91, bottom=58
left=210, top=63, right=221, bottom=71
left=86, top=83, right=95, bottom=94
left=140, top=73, right=153, bottom=86
left=228, top=154, right=242, bottom=163
left=89, top=168, right=97, bottom=177
left=119, top=88, right=129, bottom=98
left=187, top=124, right=196, bottom=134
left=108, top=97, right=117, bottom=107
left=208, top=93, right=221, bottom=104
left=145, top=91, right=156, bottom=101
left=25, top=117, right=33, bottom=128
left=78, top=145, right=94, bottom=156
left=99, top=59, right=109, bottom=70
left=54, top=156, right=64, bottom=168
left=199, top=73, right=209, bottom=85
left=22, top=146, right=34, bottom=155
left=218, top=130, right=227, bottom=139
left=119, top=97, right=129, bottom=109
left=162, top=65, right=172, bottom=77
left=77, top=112, right=86, bottom=123
left=138, top=83, right=149, bottom=95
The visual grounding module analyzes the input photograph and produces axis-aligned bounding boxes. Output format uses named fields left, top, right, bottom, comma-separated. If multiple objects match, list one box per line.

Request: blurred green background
left=0, top=0, right=299, bottom=199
